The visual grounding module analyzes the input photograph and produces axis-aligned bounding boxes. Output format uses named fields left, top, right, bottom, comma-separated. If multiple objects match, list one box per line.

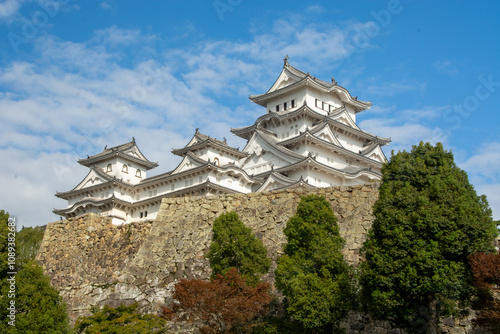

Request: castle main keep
left=54, top=59, right=390, bottom=224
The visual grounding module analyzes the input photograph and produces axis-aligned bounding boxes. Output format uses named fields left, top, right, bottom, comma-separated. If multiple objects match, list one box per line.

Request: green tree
left=0, top=210, right=13, bottom=279
left=208, top=211, right=271, bottom=285
left=75, top=303, right=167, bottom=334
left=16, top=226, right=45, bottom=265
left=275, top=195, right=356, bottom=333
left=0, top=260, right=73, bottom=334
left=360, top=142, right=497, bottom=333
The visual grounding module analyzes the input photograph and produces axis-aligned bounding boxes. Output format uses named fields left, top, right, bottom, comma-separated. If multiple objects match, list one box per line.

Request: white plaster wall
left=265, top=89, right=306, bottom=113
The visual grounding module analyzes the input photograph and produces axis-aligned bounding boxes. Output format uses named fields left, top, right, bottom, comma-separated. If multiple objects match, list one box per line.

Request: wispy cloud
left=0, top=0, right=21, bottom=20
left=458, top=142, right=500, bottom=220
left=433, top=59, right=459, bottom=76
left=100, top=1, right=112, bottom=10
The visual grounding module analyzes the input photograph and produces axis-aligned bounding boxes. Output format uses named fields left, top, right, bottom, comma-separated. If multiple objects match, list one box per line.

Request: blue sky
left=0, top=0, right=499, bottom=228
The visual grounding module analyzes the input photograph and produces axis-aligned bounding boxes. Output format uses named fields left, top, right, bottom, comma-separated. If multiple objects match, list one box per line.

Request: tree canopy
left=16, top=226, right=45, bottom=265
left=360, top=142, right=497, bottom=333
left=275, top=194, right=356, bottom=332
left=208, top=211, right=270, bottom=285
left=0, top=260, right=72, bottom=334
left=162, top=268, right=272, bottom=334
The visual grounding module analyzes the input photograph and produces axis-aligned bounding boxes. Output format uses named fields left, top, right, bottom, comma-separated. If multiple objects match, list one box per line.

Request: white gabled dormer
left=77, top=139, right=158, bottom=185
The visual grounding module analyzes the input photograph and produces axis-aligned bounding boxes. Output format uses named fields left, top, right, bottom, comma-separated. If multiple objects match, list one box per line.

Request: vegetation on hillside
left=0, top=210, right=72, bottom=333
left=275, top=194, right=356, bottom=333
left=360, top=142, right=497, bottom=333
left=75, top=303, right=166, bottom=334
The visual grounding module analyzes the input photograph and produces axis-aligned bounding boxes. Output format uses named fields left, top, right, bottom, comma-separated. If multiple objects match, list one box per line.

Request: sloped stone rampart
left=37, top=184, right=378, bottom=325
left=37, top=184, right=489, bottom=333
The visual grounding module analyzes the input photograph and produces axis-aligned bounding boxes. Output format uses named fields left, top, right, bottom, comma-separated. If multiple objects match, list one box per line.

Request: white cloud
left=359, top=77, right=427, bottom=97
left=93, top=26, right=156, bottom=46
left=0, top=0, right=21, bottom=19
left=458, top=142, right=500, bottom=220
left=100, top=2, right=111, bottom=10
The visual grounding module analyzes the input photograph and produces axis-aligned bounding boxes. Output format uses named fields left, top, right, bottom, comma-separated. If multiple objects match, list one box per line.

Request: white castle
left=54, top=59, right=390, bottom=224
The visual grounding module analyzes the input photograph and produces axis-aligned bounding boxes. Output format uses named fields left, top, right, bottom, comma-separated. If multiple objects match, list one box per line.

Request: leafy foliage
left=275, top=194, right=356, bottom=332
left=16, top=226, right=45, bottom=265
left=208, top=211, right=271, bottom=285
left=0, top=260, right=73, bottom=334
left=162, top=268, right=272, bottom=333
left=469, top=251, right=500, bottom=330
left=360, top=142, right=497, bottom=333
left=75, top=303, right=167, bottom=334
left=0, top=210, right=12, bottom=279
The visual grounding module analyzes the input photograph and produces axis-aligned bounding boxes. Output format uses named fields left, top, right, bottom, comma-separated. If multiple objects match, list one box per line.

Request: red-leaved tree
left=161, top=268, right=272, bottom=333
left=469, top=251, right=500, bottom=331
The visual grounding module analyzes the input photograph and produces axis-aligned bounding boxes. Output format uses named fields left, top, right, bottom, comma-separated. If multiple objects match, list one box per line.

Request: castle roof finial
left=283, top=54, right=289, bottom=66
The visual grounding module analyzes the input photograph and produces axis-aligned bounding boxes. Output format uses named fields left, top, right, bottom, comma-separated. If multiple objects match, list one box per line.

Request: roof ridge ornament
left=331, top=77, right=337, bottom=85
left=283, top=54, right=289, bottom=66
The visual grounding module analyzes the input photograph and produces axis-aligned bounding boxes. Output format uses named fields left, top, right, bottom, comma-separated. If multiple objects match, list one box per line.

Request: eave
left=250, top=74, right=371, bottom=113
left=78, top=151, right=159, bottom=170
left=278, top=130, right=384, bottom=168
left=275, top=156, right=381, bottom=179
left=172, top=138, right=248, bottom=159
left=53, top=195, right=131, bottom=216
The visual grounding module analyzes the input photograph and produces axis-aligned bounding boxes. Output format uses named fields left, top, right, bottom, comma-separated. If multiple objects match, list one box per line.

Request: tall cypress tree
left=208, top=211, right=271, bottom=285
left=275, top=195, right=356, bottom=333
left=360, top=142, right=496, bottom=333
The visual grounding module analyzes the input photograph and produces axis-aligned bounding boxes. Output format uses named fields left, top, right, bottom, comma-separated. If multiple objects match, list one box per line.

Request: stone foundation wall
left=36, top=184, right=491, bottom=333
left=37, top=185, right=377, bottom=323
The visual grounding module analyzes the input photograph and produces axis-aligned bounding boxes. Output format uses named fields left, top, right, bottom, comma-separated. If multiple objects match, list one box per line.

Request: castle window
left=185, top=180, right=189, bottom=187
left=198, top=176, right=202, bottom=183
left=106, top=164, right=112, bottom=172
left=171, top=184, right=175, bottom=191
left=140, top=212, right=143, bottom=218
left=276, top=105, right=280, bottom=112
left=144, top=211, right=148, bottom=217
left=214, top=157, right=220, bottom=166
left=122, top=165, right=128, bottom=173
left=315, top=99, right=320, bottom=108
left=135, top=169, right=142, bottom=178
left=291, top=99, right=295, bottom=108
left=283, top=102, right=287, bottom=110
